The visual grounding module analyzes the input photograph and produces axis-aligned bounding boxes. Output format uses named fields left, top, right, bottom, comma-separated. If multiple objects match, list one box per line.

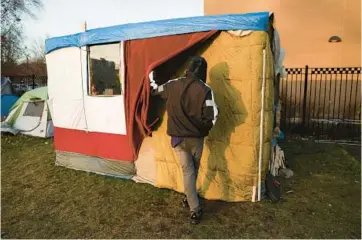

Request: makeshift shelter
left=45, top=12, right=285, bottom=201
left=1, top=87, right=54, bottom=138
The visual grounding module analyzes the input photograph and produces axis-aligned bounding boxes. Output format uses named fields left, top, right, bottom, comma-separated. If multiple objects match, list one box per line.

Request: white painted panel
left=46, top=47, right=127, bottom=135
left=80, top=44, right=126, bottom=134
left=84, top=95, right=126, bottom=135
left=46, top=47, right=84, bottom=101
left=51, top=99, right=87, bottom=131
left=46, top=47, right=88, bottom=132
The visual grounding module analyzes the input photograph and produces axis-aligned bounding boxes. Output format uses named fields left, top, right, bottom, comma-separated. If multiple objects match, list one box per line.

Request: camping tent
left=1, top=87, right=54, bottom=138
left=45, top=12, right=284, bottom=202
left=1, top=76, right=13, bottom=95
left=1, top=76, right=19, bottom=120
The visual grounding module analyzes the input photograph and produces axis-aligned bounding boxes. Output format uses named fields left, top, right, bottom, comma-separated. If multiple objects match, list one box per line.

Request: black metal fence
left=10, top=75, right=47, bottom=88
left=280, top=66, right=361, bottom=142
left=9, top=75, right=47, bottom=96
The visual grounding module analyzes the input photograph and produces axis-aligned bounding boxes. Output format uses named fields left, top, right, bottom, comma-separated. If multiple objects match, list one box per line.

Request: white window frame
left=87, top=42, right=124, bottom=97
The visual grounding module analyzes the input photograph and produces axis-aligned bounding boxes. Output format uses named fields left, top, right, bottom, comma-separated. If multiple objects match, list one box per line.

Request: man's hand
left=149, top=71, right=158, bottom=90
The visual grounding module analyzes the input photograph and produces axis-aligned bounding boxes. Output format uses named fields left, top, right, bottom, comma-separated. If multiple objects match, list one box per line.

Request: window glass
left=88, top=43, right=122, bottom=96
left=23, top=101, right=44, bottom=117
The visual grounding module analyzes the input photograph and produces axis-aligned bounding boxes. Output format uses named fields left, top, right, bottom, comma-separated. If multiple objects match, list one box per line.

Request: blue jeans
left=174, top=137, right=204, bottom=212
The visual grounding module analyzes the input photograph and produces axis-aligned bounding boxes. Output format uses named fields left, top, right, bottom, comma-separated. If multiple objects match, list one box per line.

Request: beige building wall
left=204, top=0, right=361, bottom=68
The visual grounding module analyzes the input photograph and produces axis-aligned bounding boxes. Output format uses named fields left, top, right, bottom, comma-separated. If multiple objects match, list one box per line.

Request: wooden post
left=83, top=21, right=87, bottom=31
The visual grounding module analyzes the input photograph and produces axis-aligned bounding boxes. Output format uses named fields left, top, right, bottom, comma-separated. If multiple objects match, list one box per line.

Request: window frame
left=86, top=41, right=124, bottom=97
left=23, top=100, right=45, bottom=117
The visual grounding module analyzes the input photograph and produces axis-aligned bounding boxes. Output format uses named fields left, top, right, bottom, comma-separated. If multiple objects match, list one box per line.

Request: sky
left=22, top=0, right=204, bottom=50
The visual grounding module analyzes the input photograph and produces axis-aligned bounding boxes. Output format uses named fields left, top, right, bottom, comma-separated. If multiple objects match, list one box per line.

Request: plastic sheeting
left=56, top=151, right=135, bottom=179
left=149, top=31, right=274, bottom=202
left=45, top=12, right=270, bottom=53
left=1, top=95, right=18, bottom=119
left=272, top=30, right=285, bottom=77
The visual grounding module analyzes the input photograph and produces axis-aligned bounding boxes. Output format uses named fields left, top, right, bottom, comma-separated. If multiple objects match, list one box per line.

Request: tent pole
left=83, top=21, right=87, bottom=31
left=80, top=20, right=89, bottom=132
left=258, top=49, right=267, bottom=201
left=120, top=41, right=125, bottom=95
left=252, top=186, right=256, bottom=202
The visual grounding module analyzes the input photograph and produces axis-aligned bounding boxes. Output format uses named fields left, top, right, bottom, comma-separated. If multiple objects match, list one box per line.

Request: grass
left=1, top=135, right=361, bottom=239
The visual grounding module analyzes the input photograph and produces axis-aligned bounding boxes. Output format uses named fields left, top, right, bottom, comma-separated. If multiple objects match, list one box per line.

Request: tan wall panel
left=204, top=0, right=361, bottom=67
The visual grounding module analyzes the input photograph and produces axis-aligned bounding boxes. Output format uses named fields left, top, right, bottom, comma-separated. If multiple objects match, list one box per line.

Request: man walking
left=150, top=56, right=218, bottom=224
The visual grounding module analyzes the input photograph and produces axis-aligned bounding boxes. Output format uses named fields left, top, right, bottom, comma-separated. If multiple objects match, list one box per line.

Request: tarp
left=45, top=12, right=270, bottom=53
left=55, top=151, right=135, bottom=179
left=1, top=95, right=18, bottom=119
left=124, top=31, right=217, bottom=158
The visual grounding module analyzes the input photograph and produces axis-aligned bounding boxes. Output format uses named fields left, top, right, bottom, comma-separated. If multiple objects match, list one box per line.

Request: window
left=88, top=43, right=123, bottom=96
left=23, top=101, right=44, bottom=117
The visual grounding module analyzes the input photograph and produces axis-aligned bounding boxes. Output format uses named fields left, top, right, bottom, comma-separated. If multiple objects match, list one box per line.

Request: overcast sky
left=23, top=0, right=204, bottom=50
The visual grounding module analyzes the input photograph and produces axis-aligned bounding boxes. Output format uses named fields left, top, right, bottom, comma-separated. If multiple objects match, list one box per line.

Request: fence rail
left=280, top=66, right=361, bottom=142
left=6, top=71, right=361, bottom=142
left=10, top=75, right=47, bottom=88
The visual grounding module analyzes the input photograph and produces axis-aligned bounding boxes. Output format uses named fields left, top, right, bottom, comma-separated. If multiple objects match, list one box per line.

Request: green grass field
left=1, top=135, right=361, bottom=239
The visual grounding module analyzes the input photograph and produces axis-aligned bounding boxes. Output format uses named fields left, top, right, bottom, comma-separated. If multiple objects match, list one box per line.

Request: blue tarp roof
left=45, top=12, right=270, bottom=54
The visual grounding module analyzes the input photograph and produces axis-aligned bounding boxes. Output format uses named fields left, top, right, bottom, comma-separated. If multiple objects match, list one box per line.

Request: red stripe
left=54, top=127, right=134, bottom=161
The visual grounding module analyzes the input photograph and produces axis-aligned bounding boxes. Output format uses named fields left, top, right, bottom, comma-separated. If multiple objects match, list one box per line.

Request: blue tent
left=1, top=95, right=19, bottom=119
left=1, top=76, right=19, bottom=119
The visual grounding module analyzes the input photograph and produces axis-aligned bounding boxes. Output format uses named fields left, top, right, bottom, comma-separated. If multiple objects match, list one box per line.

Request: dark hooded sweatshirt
left=151, top=74, right=218, bottom=139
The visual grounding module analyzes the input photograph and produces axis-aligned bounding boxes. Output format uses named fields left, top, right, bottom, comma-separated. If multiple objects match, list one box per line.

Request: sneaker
left=182, top=196, right=189, bottom=208
left=190, top=209, right=203, bottom=224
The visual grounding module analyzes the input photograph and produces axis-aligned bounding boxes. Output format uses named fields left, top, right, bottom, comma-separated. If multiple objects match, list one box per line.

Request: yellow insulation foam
left=151, top=31, right=274, bottom=202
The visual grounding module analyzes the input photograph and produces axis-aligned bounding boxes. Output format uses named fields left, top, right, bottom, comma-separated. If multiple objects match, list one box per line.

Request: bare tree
left=1, top=0, right=43, bottom=67
left=1, top=0, right=43, bottom=27
left=29, top=34, right=49, bottom=63
left=1, top=27, right=22, bottom=64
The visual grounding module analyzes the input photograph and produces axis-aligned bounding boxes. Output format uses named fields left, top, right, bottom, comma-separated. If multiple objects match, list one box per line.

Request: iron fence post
left=32, top=74, right=35, bottom=89
left=302, top=65, right=309, bottom=130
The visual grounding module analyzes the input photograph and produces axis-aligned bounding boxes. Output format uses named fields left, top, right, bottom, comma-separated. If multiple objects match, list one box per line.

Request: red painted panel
left=54, top=127, right=133, bottom=161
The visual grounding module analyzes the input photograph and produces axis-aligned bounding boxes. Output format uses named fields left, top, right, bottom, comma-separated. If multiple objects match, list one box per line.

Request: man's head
left=186, top=56, right=207, bottom=82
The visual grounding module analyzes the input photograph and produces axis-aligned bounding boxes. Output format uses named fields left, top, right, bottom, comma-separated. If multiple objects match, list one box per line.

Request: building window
left=88, top=43, right=122, bottom=96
